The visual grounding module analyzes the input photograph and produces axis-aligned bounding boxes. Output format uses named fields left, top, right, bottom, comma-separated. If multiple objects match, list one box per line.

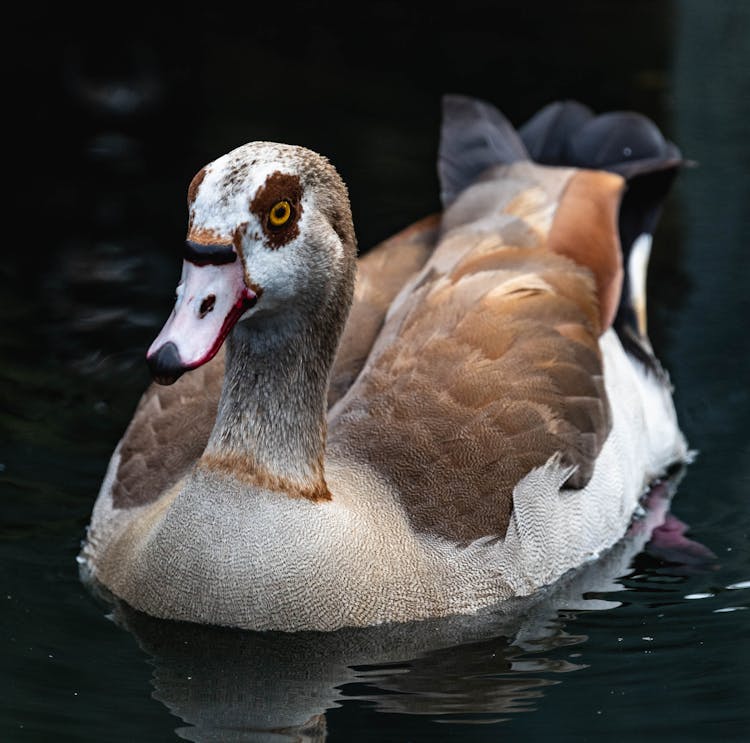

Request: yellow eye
left=268, top=200, right=292, bottom=228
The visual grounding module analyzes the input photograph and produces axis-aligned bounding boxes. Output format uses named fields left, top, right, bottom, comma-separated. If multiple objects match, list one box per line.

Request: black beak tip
left=147, top=341, right=187, bottom=385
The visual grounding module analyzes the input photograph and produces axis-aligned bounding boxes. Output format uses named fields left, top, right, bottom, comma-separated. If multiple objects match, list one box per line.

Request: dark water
left=2, top=2, right=749, bottom=740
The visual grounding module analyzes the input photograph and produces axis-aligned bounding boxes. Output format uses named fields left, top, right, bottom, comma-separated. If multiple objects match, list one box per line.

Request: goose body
left=80, top=96, right=689, bottom=631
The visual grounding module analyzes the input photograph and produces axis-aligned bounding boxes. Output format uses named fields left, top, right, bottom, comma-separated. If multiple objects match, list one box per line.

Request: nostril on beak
left=199, top=294, right=216, bottom=318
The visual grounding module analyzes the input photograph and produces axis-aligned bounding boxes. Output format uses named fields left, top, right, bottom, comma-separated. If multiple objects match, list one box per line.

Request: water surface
left=2, top=2, right=748, bottom=740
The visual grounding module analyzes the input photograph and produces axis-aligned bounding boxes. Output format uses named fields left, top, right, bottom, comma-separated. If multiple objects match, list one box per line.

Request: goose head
left=147, top=142, right=357, bottom=385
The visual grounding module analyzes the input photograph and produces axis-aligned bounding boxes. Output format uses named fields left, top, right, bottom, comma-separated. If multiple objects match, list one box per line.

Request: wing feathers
left=330, top=240, right=610, bottom=542
left=112, top=356, right=223, bottom=508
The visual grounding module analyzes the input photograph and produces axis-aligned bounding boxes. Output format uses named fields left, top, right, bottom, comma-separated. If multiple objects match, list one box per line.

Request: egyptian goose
left=79, top=95, right=690, bottom=632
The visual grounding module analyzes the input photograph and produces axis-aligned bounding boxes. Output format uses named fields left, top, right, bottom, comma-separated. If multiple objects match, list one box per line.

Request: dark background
left=2, top=2, right=749, bottom=741
left=13, top=1, right=679, bottom=256
left=9, top=0, right=689, bottom=383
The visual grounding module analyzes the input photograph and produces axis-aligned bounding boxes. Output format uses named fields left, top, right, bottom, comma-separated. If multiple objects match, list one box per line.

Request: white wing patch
left=628, top=232, right=653, bottom=337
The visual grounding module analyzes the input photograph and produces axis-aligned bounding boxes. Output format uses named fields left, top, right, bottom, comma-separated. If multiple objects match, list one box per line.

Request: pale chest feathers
left=84, top=329, right=687, bottom=632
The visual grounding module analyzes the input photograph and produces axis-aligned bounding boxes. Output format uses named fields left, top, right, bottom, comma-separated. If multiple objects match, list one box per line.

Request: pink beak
left=146, top=249, right=257, bottom=385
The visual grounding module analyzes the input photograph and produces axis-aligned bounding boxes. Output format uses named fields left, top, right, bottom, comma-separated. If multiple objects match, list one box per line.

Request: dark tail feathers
left=438, top=94, right=688, bottom=373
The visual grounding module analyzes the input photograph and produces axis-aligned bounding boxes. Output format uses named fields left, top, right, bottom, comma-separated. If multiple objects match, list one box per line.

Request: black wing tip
left=519, top=99, right=595, bottom=163
left=518, top=102, right=686, bottom=179
left=438, top=93, right=529, bottom=208
left=439, top=94, right=688, bottom=205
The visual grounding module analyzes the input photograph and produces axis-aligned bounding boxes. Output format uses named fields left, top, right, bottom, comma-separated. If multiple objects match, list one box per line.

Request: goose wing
left=328, top=164, right=622, bottom=544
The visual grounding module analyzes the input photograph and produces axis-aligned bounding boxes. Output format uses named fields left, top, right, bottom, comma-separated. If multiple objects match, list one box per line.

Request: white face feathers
left=147, top=142, right=355, bottom=385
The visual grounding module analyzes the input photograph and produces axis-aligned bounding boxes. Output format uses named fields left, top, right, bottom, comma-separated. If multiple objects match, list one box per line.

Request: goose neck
left=200, top=311, right=336, bottom=501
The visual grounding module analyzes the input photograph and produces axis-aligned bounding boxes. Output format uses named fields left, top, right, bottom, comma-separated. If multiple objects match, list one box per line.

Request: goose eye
left=268, top=200, right=292, bottom=229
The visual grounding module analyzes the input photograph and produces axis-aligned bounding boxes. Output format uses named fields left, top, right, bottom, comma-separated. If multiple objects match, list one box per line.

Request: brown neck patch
left=198, top=451, right=332, bottom=503
left=249, top=171, right=304, bottom=249
left=547, top=170, right=625, bottom=333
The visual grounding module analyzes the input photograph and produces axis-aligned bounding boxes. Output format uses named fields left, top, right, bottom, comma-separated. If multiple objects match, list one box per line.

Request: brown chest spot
left=199, top=452, right=332, bottom=502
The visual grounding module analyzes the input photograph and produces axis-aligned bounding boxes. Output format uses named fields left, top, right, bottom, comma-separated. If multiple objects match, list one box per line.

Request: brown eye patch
left=249, top=171, right=303, bottom=248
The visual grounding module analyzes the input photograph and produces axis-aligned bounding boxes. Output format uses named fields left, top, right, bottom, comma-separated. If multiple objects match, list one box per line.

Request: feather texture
left=81, top=97, right=689, bottom=632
